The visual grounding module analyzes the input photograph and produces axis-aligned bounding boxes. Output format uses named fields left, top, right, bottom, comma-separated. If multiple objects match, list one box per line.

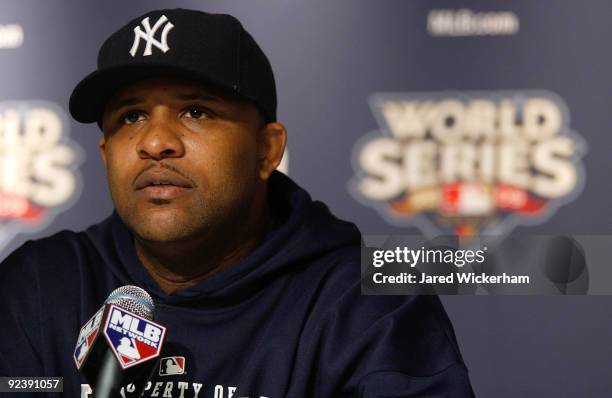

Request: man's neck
left=134, top=194, right=270, bottom=295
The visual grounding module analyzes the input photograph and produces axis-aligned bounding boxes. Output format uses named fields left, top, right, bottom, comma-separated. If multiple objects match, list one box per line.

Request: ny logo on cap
left=129, top=15, right=174, bottom=57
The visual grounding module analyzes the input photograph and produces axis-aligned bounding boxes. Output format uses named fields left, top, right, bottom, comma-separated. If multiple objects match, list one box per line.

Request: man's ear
left=98, top=136, right=107, bottom=166
left=258, top=122, right=287, bottom=180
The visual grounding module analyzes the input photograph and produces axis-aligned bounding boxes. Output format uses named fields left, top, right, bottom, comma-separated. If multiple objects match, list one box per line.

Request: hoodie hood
left=86, top=171, right=361, bottom=305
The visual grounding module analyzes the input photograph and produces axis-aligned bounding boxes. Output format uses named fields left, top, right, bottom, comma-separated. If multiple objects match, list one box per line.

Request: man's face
left=100, top=78, right=265, bottom=243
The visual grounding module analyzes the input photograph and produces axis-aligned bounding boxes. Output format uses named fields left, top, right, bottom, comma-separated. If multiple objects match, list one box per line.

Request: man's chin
left=132, top=225, right=193, bottom=244
left=123, top=210, right=199, bottom=243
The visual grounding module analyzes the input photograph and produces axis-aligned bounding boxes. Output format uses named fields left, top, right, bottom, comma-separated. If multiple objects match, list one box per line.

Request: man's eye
left=183, top=107, right=208, bottom=119
left=122, top=111, right=144, bottom=124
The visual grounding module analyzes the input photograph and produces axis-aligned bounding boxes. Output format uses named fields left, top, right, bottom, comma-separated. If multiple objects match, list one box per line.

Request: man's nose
left=135, top=115, right=186, bottom=160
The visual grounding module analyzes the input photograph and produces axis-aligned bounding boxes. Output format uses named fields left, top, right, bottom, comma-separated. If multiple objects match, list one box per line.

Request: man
left=0, top=8, right=473, bottom=398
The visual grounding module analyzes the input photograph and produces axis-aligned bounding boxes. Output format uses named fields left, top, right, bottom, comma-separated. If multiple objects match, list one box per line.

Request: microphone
left=73, top=286, right=167, bottom=398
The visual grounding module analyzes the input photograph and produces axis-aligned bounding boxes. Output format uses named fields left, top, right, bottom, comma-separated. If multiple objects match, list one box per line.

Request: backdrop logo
left=0, top=24, right=23, bottom=48
left=427, top=9, right=519, bottom=37
left=349, top=91, right=586, bottom=236
left=0, top=101, right=83, bottom=249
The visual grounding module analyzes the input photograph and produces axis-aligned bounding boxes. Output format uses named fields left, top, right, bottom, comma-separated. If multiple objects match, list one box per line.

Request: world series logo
left=0, top=101, right=82, bottom=250
left=103, top=305, right=166, bottom=369
left=350, top=91, right=586, bottom=236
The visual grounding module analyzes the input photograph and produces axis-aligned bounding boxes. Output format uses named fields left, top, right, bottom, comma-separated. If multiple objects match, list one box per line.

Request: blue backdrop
left=0, top=1, right=610, bottom=396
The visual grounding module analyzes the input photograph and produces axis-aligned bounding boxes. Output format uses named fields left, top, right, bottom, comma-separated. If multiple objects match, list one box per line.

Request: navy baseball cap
left=69, top=8, right=277, bottom=124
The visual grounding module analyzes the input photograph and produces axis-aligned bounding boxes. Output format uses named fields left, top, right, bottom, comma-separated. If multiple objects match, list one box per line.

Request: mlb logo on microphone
left=159, top=356, right=186, bottom=376
left=73, top=307, right=104, bottom=368
left=103, top=304, right=167, bottom=369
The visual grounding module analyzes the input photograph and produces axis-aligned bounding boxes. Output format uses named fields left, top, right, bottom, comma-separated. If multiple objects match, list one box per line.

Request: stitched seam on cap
left=234, top=22, right=242, bottom=92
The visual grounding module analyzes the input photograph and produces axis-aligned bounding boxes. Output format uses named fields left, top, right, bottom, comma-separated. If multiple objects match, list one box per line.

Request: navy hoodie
left=0, top=172, right=473, bottom=397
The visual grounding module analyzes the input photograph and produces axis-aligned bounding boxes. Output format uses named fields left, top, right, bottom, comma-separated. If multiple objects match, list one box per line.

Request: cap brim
left=69, top=63, right=238, bottom=124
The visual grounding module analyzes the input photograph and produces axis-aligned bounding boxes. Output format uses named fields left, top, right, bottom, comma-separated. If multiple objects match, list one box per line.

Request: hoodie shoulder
left=0, top=214, right=118, bottom=309
left=2, top=229, right=90, bottom=273
left=289, top=245, right=474, bottom=396
left=1, top=214, right=115, bottom=271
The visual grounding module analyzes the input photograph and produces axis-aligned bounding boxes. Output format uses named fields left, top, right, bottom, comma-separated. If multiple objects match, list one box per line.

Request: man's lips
left=134, top=169, right=193, bottom=190
left=133, top=169, right=194, bottom=200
